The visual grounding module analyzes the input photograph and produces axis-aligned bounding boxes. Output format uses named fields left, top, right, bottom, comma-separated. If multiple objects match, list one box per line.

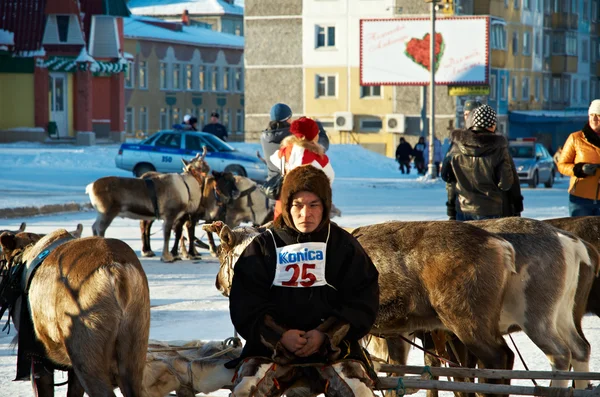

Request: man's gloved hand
left=582, top=163, right=600, bottom=176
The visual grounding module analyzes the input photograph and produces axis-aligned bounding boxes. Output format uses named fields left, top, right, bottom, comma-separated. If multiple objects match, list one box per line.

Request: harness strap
left=144, top=178, right=160, bottom=219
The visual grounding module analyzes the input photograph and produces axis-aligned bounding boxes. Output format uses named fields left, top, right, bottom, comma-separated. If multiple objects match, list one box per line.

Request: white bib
left=268, top=227, right=331, bottom=288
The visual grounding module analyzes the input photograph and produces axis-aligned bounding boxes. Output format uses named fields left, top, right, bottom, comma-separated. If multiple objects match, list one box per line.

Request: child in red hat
left=270, top=117, right=335, bottom=220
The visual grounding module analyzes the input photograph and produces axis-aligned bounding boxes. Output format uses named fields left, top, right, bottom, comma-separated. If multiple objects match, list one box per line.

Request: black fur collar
left=451, top=128, right=508, bottom=149
left=582, top=123, right=600, bottom=150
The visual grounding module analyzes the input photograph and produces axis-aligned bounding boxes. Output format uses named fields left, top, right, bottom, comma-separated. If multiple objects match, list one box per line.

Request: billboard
left=360, top=17, right=489, bottom=86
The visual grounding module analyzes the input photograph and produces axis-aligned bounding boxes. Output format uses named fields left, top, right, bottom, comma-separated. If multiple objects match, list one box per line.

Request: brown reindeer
left=375, top=217, right=599, bottom=394
left=0, top=222, right=26, bottom=235
left=204, top=220, right=519, bottom=387
left=0, top=229, right=150, bottom=397
left=87, top=150, right=214, bottom=262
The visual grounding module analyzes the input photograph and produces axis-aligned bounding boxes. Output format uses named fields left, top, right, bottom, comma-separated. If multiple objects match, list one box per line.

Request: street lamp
left=425, top=0, right=441, bottom=179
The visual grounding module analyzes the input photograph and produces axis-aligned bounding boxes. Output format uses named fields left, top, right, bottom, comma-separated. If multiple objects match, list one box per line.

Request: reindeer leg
left=186, top=216, right=201, bottom=259
left=161, top=218, right=176, bottom=263
left=170, top=219, right=184, bottom=261
left=66, top=369, right=85, bottom=397
left=206, top=231, right=218, bottom=257
left=92, top=211, right=117, bottom=237
left=141, top=220, right=156, bottom=257
left=421, top=332, right=441, bottom=397
left=31, top=362, right=54, bottom=397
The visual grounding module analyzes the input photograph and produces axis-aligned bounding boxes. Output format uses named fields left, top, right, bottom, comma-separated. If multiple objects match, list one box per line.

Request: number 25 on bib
left=272, top=242, right=328, bottom=288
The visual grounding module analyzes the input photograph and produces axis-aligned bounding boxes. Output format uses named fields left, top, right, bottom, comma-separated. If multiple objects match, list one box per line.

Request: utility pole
left=426, top=0, right=441, bottom=179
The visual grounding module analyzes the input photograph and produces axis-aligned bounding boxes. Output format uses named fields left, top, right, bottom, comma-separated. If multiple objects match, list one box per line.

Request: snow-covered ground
left=1, top=141, right=596, bottom=396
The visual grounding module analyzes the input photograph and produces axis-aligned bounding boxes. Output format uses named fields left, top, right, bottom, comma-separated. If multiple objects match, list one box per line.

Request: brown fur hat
left=275, top=165, right=331, bottom=232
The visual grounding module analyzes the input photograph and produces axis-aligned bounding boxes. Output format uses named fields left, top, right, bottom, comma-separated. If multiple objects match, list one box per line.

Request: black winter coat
left=502, top=158, right=524, bottom=217
left=395, top=142, right=413, bottom=161
left=202, top=122, right=228, bottom=141
left=227, top=223, right=379, bottom=367
left=441, top=128, right=514, bottom=217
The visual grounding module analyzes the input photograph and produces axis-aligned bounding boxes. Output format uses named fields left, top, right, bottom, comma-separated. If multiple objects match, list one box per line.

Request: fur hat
left=276, top=165, right=331, bottom=233
left=290, top=117, right=319, bottom=141
left=589, top=99, right=600, bottom=115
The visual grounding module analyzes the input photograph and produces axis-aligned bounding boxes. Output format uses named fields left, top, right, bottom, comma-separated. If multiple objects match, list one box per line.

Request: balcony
left=550, top=55, right=577, bottom=73
left=491, top=49, right=507, bottom=69
left=551, top=13, right=578, bottom=30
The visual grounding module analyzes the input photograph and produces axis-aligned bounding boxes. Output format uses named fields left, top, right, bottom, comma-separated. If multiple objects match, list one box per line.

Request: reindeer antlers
left=194, top=146, right=207, bottom=162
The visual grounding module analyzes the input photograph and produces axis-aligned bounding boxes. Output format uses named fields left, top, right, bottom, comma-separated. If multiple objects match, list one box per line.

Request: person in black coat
left=413, top=136, right=426, bottom=175
left=202, top=112, right=228, bottom=141
left=395, top=137, right=413, bottom=174
left=227, top=165, right=379, bottom=396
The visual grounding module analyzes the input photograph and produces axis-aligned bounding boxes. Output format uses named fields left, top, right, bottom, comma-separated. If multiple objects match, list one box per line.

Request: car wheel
left=134, top=163, right=156, bottom=178
left=224, top=164, right=247, bottom=177
left=544, top=171, right=554, bottom=188
left=529, top=171, right=539, bottom=188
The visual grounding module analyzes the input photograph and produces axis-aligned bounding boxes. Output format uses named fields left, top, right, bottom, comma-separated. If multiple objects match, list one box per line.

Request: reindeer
left=86, top=150, right=214, bottom=262
left=0, top=222, right=26, bottom=235
left=0, top=229, right=150, bottom=396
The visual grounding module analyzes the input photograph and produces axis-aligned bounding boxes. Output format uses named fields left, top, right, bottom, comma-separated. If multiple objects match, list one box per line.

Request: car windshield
left=202, top=134, right=234, bottom=152
left=509, top=145, right=534, bottom=158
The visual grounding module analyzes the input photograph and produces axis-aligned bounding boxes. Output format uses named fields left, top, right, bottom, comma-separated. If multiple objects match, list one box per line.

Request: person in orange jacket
left=558, top=99, right=600, bottom=215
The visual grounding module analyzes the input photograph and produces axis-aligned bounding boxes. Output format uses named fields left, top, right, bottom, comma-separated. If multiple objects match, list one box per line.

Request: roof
left=123, top=16, right=244, bottom=49
left=0, top=0, right=46, bottom=54
left=509, top=109, right=588, bottom=123
left=128, top=0, right=243, bottom=17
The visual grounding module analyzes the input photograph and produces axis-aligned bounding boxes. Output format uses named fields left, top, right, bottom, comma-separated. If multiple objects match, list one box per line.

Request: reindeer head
left=202, top=221, right=263, bottom=296
left=0, top=232, right=42, bottom=264
left=212, top=171, right=240, bottom=202
left=182, top=146, right=210, bottom=176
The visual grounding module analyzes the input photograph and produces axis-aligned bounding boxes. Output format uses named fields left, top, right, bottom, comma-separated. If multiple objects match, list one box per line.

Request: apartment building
left=123, top=16, right=245, bottom=140
left=245, top=0, right=599, bottom=156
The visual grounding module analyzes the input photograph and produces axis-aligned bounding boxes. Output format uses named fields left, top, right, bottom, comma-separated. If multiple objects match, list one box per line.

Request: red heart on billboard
left=405, top=33, right=444, bottom=72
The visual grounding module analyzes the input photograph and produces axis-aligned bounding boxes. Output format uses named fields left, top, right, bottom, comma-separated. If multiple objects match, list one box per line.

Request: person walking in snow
left=395, top=137, right=413, bottom=174
left=413, top=137, right=426, bottom=175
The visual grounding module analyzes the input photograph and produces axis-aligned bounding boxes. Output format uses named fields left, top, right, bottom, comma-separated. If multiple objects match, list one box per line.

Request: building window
left=583, top=39, right=590, bottom=62
left=552, top=33, right=565, bottom=54
left=563, top=77, right=570, bottom=102
left=56, top=15, right=70, bottom=43
left=593, top=0, right=598, bottom=22
left=592, top=39, right=597, bottom=63
left=172, top=64, right=182, bottom=90
left=511, top=76, right=517, bottom=100
left=235, top=22, right=242, bottom=36
left=523, top=0, right=530, bottom=9
left=536, top=0, right=542, bottom=11
left=198, top=65, right=206, bottom=91
left=160, top=63, right=167, bottom=89
left=522, top=77, right=530, bottom=100
left=234, top=68, right=243, bottom=92
left=505, top=0, right=509, bottom=6
left=236, top=109, right=244, bottom=134
left=573, top=78, right=578, bottom=102
left=545, top=0, right=552, bottom=13
left=592, top=80, right=597, bottom=102
left=534, top=33, right=541, bottom=57
left=514, top=0, right=520, bottom=9
left=491, top=24, right=507, bottom=50
left=552, top=77, right=561, bottom=102
left=316, top=74, right=337, bottom=98
left=160, top=108, right=169, bottom=130
left=523, top=31, right=531, bottom=55
left=535, top=77, right=540, bottom=101
left=361, top=85, right=381, bottom=98
left=359, top=118, right=383, bottom=132
left=222, top=109, right=230, bottom=130
left=584, top=0, right=590, bottom=21
left=543, top=34, right=550, bottom=57
left=500, top=75, right=507, bottom=100
left=544, top=76, right=550, bottom=100
left=125, top=62, right=134, bottom=88
left=582, top=80, right=589, bottom=102
left=211, top=66, right=219, bottom=91
left=125, top=107, right=134, bottom=134
left=138, top=61, right=147, bottom=89
left=571, top=0, right=577, bottom=13
left=512, top=31, right=519, bottom=55
left=139, top=107, right=148, bottom=134
left=490, top=75, right=497, bottom=100
left=223, top=67, right=230, bottom=91
left=316, top=25, right=336, bottom=48
left=566, top=32, right=577, bottom=56
left=186, top=64, right=193, bottom=90
left=172, top=107, right=180, bottom=126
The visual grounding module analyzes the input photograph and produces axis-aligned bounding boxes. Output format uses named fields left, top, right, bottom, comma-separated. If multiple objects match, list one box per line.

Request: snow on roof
left=510, top=110, right=588, bottom=118
left=128, top=0, right=243, bottom=17
left=0, top=29, right=14, bottom=46
left=124, top=16, right=244, bottom=49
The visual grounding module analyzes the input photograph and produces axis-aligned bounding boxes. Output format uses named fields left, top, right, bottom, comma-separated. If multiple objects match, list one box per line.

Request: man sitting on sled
left=226, top=165, right=380, bottom=397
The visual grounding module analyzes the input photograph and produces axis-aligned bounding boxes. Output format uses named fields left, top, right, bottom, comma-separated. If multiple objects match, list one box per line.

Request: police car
left=115, top=130, right=268, bottom=182
left=508, top=138, right=554, bottom=188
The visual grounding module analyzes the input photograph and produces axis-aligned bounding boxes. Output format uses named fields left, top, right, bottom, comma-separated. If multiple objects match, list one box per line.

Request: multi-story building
left=0, top=0, right=130, bottom=143
left=123, top=16, right=245, bottom=140
left=245, top=0, right=599, bottom=156
left=128, top=0, right=244, bottom=36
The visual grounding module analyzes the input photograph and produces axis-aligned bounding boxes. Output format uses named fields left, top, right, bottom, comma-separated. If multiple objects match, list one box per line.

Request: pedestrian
left=413, top=137, right=426, bottom=175
left=462, top=100, right=482, bottom=127
left=202, top=112, right=228, bottom=141
left=226, top=165, right=380, bottom=397
left=441, top=104, right=514, bottom=220
left=557, top=99, right=600, bottom=216
left=423, top=137, right=443, bottom=177
left=395, top=137, right=413, bottom=174
left=188, top=116, right=198, bottom=131
left=270, top=117, right=335, bottom=220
